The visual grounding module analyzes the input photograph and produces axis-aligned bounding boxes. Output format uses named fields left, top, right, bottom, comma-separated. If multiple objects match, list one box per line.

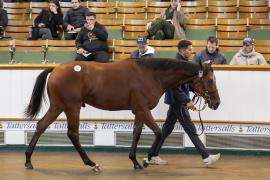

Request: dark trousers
left=65, top=32, right=78, bottom=40
left=154, top=104, right=210, bottom=159
left=148, top=19, right=175, bottom=40
left=75, top=51, right=109, bottom=62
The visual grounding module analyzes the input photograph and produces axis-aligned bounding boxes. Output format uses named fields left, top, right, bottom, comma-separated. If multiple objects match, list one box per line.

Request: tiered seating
left=208, top=0, right=237, bottom=19
left=149, top=40, right=178, bottom=58
left=122, top=19, right=150, bottom=39
left=117, top=1, right=146, bottom=19
left=5, top=20, right=32, bottom=39
left=98, top=19, right=123, bottom=39
left=88, top=1, right=116, bottom=19
left=47, top=40, right=76, bottom=63
left=14, top=40, right=45, bottom=63
left=219, top=39, right=242, bottom=63
left=4, top=2, right=30, bottom=20
left=249, top=19, right=270, bottom=40
left=216, top=19, right=248, bottom=39
left=239, top=0, right=269, bottom=19
left=0, top=1, right=270, bottom=64
left=186, top=19, right=216, bottom=40
left=0, top=40, right=12, bottom=64
left=112, top=39, right=137, bottom=60
left=146, top=1, right=170, bottom=19
left=254, top=40, right=270, bottom=61
left=30, top=2, right=48, bottom=20
left=181, top=1, right=207, bottom=19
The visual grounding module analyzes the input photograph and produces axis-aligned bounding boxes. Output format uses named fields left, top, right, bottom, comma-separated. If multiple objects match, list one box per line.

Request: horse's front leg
left=140, top=110, right=162, bottom=168
left=129, top=119, right=143, bottom=170
left=132, top=109, right=162, bottom=169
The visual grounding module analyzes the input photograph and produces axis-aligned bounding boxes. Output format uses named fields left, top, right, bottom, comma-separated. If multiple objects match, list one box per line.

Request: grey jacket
left=230, top=49, right=268, bottom=65
left=63, top=6, right=89, bottom=29
left=193, top=48, right=227, bottom=64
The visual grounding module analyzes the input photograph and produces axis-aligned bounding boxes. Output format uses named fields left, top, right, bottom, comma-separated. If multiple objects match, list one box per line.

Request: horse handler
left=145, top=40, right=220, bottom=166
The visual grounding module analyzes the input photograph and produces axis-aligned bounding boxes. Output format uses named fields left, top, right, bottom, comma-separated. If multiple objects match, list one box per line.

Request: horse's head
left=191, top=61, right=220, bottom=110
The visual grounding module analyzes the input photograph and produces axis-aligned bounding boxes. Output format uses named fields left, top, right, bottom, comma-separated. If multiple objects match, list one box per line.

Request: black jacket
left=164, top=52, right=191, bottom=105
left=75, top=22, right=108, bottom=52
left=34, top=9, right=63, bottom=37
left=0, top=9, right=8, bottom=27
left=63, top=6, right=88, bottom=29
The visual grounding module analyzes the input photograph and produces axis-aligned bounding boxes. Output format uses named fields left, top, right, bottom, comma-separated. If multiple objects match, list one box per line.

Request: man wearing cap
left=130, top=36, right=156, bottom=59
left=193, top=36, right=227, bottom=64
left=230, top=37, right=267, bottom=65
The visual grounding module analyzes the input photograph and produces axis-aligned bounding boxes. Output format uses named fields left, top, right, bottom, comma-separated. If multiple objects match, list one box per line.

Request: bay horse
left=24, top=58, right=220, bottom=172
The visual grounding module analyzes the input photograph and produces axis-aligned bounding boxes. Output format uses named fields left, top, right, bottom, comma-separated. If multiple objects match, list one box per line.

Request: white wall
left=1, top=69, right=270, bottom=122
left=1, top=68, right=270, bottom=147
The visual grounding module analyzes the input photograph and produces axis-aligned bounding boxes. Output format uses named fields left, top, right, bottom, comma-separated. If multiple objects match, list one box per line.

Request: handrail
left=0, top=64, right=270, bottom=71
left=0, top=118, right=270, bottom=125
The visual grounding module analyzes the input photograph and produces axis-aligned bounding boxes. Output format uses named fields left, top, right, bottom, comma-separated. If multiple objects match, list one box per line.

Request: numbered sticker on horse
left=74, top=65, right=81, bottom=72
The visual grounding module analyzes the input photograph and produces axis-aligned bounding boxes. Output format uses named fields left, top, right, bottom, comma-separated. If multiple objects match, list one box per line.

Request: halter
left=190, top=70, right=218, bottom=136
left=192, top=70, right=218, bottom=111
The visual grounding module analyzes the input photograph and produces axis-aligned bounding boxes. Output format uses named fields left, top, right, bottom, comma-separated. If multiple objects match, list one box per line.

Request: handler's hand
left=187, top=100, right=196, bottom=111
left=77, top=48, right=86, bottom=54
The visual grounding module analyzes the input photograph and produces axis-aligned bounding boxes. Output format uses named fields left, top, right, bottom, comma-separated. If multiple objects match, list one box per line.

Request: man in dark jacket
left=130, top=36, right=156, bottom=59
left=193, top=36, right=227, bottom=64
left=0, top=1, right=8, bottom=38
left=75, top=12, right=109, bottom=62
left=64, top=0, right=89, bottom=40
left=146, top=40, right=220, bottom=166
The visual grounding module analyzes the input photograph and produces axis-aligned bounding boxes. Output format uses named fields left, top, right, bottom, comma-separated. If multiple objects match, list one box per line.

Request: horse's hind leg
left=25, top=105, right=62, bottom=169
left=129, top=119, right=143, bottom=170
left=65, top=108, right=100, bottom=172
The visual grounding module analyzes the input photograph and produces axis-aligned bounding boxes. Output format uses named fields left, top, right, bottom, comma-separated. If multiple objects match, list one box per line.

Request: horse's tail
left=25, top=68, right=54, bottom=120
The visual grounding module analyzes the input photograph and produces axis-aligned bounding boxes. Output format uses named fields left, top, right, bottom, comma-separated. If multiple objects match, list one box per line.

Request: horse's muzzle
left=208, top=101, right=220, bottom=110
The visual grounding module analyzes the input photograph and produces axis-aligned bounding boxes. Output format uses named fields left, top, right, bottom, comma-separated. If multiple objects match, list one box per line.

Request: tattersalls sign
left=1, top=121, right=270, bottom=135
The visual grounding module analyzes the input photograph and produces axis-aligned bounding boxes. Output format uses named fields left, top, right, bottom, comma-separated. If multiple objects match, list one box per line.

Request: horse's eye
left=208, top=79, right=213, bottom=85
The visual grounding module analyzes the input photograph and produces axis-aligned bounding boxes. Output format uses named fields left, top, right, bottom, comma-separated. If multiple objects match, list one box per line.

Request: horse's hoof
left=92, top=164, right=102, bottom=173
left=25, top=162, right=34, bottom=169
left=143, top=159, right=149, bottom=168
left=134, top=164, right=144, bottom=170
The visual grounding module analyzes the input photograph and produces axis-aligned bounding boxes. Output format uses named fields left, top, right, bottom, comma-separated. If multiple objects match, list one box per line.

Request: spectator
left=145, top=40, right=220, bottom=166
left=75, top=12, right=109, bottom=62
left=145, top=0, right=188, bottom=40
left=130, top=36, right=156, bottom=59
left=230, top=37, right=268, bottom=65
left=63, top=0, right=89, bottom=40
left=0, top=0, right=8, bottom=39
left=29, top=0, right=63, bottom=40
left=193, top=36, right=227, bottom=64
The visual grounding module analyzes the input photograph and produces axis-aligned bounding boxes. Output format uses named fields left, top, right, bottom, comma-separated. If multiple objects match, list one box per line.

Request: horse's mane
left=135, top=58, right=200, bottom=75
